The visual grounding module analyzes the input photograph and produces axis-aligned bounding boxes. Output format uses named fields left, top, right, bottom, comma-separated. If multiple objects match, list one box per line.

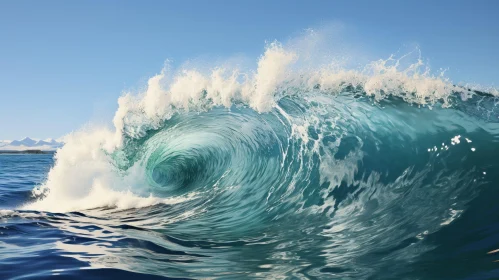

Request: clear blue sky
left=0, top=0, right=498, bottom=140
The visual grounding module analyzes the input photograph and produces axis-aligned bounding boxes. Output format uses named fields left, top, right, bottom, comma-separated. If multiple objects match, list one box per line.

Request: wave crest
left=22, top=36, right=493, bottom=213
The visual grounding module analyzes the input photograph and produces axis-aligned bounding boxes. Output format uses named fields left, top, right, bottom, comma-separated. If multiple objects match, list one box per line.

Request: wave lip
left=21, top=38, right=496, bottom=213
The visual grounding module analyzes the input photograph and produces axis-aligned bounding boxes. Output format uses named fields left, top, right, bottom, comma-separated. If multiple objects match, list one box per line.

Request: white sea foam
left=21, top=30, right=485, bottom=213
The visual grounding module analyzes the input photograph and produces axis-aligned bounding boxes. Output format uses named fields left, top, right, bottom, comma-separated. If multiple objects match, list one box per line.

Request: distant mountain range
left=0, top=137, right=64, bottom=151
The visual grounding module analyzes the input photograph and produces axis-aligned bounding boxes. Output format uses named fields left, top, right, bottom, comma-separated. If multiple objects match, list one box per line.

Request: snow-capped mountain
left=0, top=137, right=64, bottom=151
left=9, top=137, right=38, bottom=147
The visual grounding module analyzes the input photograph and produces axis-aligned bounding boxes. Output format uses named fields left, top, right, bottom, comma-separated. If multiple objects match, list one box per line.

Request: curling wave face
left=16, top=40, right=499, bottom=278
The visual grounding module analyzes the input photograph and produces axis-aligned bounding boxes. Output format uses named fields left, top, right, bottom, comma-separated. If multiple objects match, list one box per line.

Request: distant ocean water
left=2, top=42, right=499, bottom=279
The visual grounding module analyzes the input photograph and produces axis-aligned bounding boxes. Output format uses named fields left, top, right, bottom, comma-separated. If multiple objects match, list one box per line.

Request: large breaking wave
left=18, top=34, right=499, bottom=278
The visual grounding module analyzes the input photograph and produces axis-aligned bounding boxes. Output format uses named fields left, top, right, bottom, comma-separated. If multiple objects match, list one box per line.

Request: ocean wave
left=15, top=35, right=499, bottom=279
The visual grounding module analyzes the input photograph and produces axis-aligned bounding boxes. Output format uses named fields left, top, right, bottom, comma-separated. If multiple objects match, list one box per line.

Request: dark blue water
left=2, top=92, right=499, bottom=279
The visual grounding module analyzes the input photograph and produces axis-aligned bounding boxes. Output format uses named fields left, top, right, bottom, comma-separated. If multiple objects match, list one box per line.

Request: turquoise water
left=3, top=39, right=499, bottom=278
left=1, top=90, right=499, bottom=279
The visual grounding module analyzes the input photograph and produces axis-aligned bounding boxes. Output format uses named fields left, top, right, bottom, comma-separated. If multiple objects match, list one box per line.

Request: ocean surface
left=1, top=42, right=499, bottom=279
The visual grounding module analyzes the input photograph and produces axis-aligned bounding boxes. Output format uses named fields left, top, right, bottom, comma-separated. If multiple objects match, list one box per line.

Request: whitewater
left=2, top=34, right=499, bottom=279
